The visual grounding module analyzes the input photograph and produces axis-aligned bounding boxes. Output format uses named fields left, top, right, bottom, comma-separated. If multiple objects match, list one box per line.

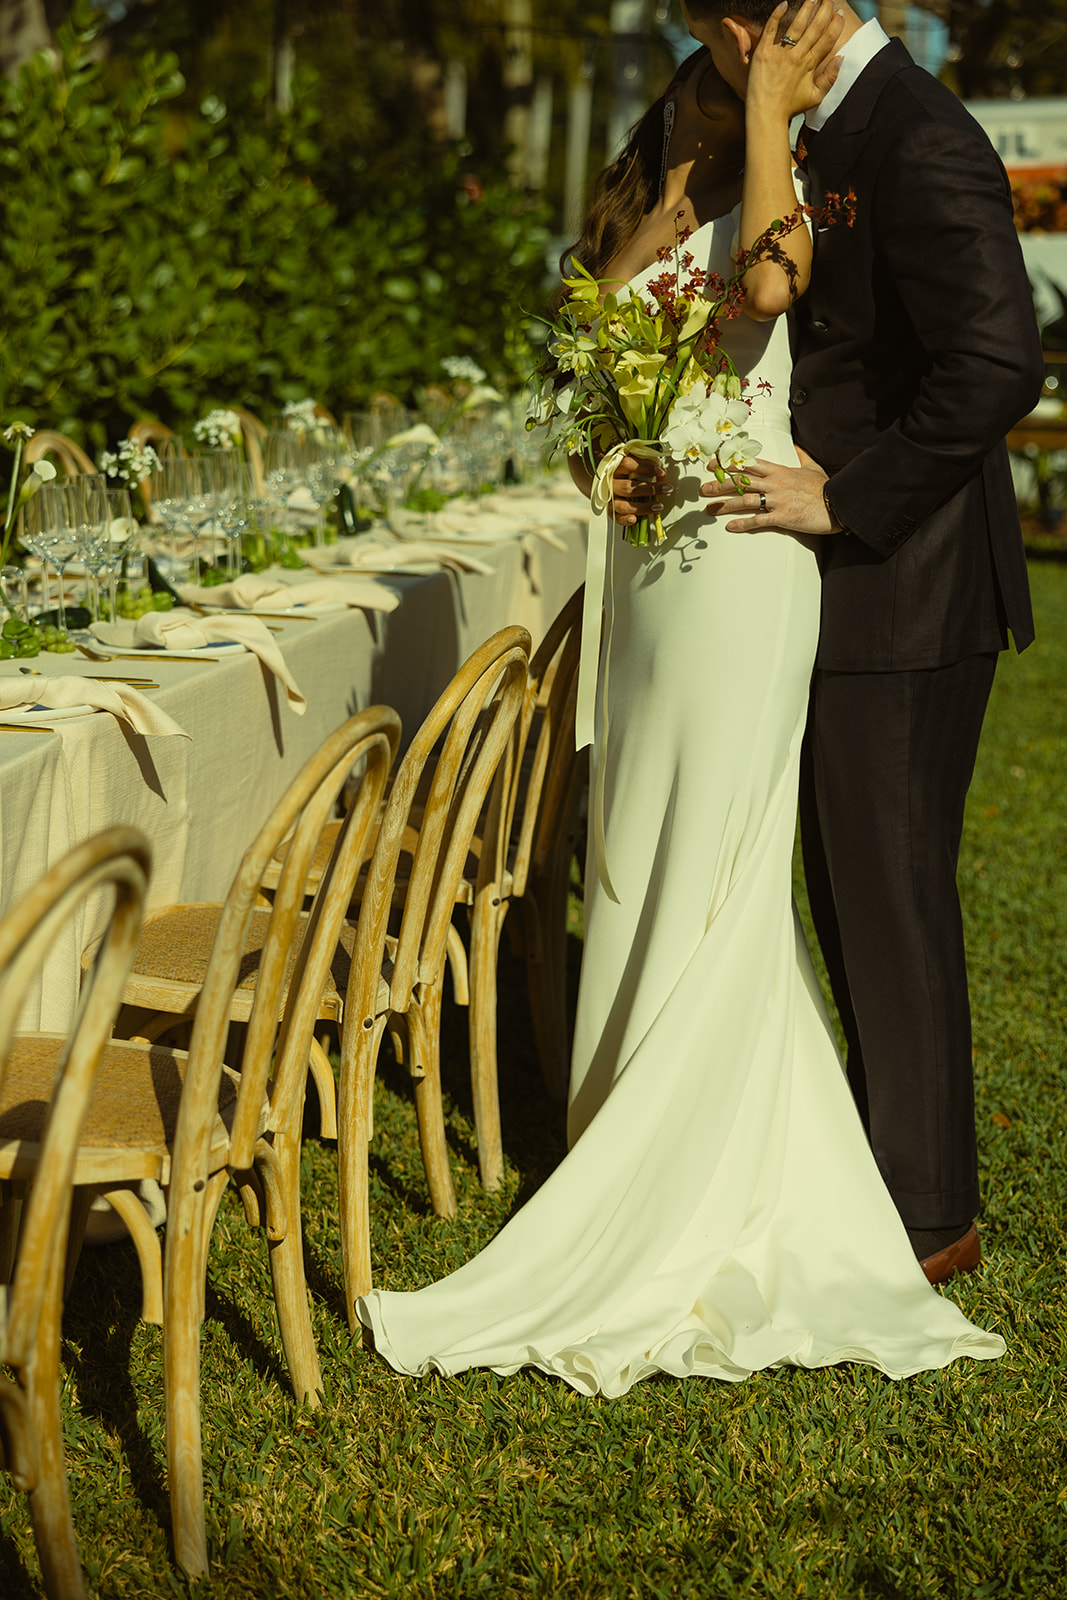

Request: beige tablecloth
left=0, top=493, right=587, bottom=1029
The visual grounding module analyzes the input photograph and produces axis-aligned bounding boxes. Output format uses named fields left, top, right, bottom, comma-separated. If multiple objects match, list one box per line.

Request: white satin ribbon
left=575, top=438, right=661, bottom=904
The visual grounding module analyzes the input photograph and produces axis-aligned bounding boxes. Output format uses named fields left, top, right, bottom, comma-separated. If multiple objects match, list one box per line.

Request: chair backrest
left=166, top=708, right=400, bottom=1197
left=495, top=584, right=583, bottom=904
left=231, top=408, right=267, bottom=497
left=23, top=431, right=96, bottom=476
left=344, top=626, right=531, bottom=1033
left=128, top=421, right=176, bottom=452
left=129, top=422, right=181, bottom=513
left=0, top=828, right=150, bottom=1366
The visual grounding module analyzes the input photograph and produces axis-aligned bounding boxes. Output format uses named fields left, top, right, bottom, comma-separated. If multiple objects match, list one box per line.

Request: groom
left=686, top=0, right=1043, bottom=1282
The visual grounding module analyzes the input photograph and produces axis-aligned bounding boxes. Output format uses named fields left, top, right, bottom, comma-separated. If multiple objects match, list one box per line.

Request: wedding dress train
left=356, top=212, right=1004, bottom=1394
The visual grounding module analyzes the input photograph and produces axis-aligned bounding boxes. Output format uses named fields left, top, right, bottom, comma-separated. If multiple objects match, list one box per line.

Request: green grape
left=151, top=593, right=174, bottom=611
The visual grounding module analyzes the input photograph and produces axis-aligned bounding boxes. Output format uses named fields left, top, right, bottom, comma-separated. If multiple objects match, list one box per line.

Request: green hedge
left=0, top=4, right=551, bottom=458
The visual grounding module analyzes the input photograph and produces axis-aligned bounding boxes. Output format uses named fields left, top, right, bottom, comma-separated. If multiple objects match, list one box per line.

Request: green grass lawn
left=3, top=564, right=1065, bottom=1600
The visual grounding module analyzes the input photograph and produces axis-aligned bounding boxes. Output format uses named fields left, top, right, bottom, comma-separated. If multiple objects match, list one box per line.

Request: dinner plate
left=130, top=642, right=248, bottom=660
left=198, top=600, right=348, bottom=618
left=306, top=551, right=438, bottom=577
left=0, top=702, right=95, bottom=725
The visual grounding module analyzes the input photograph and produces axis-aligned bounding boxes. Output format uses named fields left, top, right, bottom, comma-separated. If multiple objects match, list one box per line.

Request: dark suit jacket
left=793, top=39, right=1043, bottom=672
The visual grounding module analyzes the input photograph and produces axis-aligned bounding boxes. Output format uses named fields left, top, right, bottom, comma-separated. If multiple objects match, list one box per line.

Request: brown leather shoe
left=920, top=1222, right=981, bottom=1285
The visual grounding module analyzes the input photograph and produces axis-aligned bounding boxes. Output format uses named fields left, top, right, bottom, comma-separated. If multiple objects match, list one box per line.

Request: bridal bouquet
left=529, top=195, right=853, bottom=546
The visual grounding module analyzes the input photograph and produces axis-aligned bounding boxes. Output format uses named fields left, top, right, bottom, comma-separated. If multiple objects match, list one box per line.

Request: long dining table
left=0, top=489, right=588, bottom=1030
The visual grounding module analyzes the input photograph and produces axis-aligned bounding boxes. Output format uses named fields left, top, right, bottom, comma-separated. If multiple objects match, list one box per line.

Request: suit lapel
left=809, top=39, right=913, bottom=198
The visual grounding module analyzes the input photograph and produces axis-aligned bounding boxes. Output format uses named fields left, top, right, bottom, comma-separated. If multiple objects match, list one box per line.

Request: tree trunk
left=608, top=0, right=648, bottom=161
left=0, top=0, right=51, bottom=78
left=502, top=0, right=533, bottom=187
left=564, top=60, right=595, bottom=241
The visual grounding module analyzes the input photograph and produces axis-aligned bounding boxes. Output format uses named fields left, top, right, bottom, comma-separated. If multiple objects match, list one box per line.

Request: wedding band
left=758, top=492, right=768, bottom=513
left=780, top=35, right=798, bottom=47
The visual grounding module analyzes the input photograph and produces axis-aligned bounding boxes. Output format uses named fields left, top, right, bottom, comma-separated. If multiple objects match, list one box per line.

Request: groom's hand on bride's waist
left=701, top=449, right=843, bottom=536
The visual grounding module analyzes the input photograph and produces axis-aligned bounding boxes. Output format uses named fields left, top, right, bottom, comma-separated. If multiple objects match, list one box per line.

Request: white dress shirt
left=806, top=17, right=892, bottom=132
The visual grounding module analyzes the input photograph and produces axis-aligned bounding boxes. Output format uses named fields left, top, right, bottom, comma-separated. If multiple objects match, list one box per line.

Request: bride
left=356, top=6, right=1004, bottom=1394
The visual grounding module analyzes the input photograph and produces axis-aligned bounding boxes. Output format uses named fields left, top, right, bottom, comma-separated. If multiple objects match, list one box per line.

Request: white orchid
left=717, top=432, right=762, bottom=473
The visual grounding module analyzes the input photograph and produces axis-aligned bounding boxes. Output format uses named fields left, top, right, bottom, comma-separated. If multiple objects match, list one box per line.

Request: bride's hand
left=611, top=454, right=670, bottom=529
left=747, top=0, right=844, bottom=121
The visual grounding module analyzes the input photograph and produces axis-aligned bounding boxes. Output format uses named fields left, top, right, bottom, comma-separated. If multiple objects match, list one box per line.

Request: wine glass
left=148, top=455, right=195, bottom=582
left=30, top=482, right=77, bottom=628
left=213, top=458, right=254, bottom=575
left=1, top=564, right=28, bottom=621
left=65, top=476, right=110, bottom=623
left=17, top=498, right=50, bottom=617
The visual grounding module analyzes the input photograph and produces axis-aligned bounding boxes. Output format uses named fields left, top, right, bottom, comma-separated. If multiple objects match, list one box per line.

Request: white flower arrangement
left=660, top=384, right=761, bottom=471
left=192, top=408, right=243, bottom=450
left=98, top=438, right=161, bottom=486
left=281, top=399, right=321, bottom=431
left=441, top=355, right=487, bottom=384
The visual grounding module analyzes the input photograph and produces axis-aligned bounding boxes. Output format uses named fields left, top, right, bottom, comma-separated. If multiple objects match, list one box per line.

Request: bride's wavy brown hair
left=559, top=46, right=709, bottom=285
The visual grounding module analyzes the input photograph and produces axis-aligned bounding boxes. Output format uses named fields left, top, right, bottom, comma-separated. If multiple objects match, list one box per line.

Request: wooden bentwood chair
left=72, top=708, right=399, bottom=1576
left=336, top=625, right=531, bottom=1319
left=0, top=827, right=151, bottom=1600
left=261, top=594, right=586, bottom=1191
left=455, top=583, right=586, bottom=1181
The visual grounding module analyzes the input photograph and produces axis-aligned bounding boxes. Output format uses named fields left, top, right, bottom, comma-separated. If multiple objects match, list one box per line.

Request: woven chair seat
left=99, top=903, right=350, bottom=1023
left=0, top=1035, right=238, bottom=1186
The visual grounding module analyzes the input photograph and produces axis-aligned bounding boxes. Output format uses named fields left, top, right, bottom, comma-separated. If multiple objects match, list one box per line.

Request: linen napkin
left=0, top=676, right=189, bottom=738
left=176, top=573, right=399, bottom=614
left=391, top=504, right=568, bottom=552
left=328, top=534, right=494, bottom=576
left=91, top=610, right=307, bottom=714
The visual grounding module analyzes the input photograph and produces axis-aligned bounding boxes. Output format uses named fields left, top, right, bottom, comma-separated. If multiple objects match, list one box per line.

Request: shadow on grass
left=0, top=1536, right=41, bottom=1600
left=202, top=1282, right=290, bottom=1395
left=60, top=1245, right=172, bottom=1532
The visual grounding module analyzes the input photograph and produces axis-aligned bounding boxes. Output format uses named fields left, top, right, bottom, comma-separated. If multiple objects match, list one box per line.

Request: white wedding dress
left=357, top=211, right=1005, bottom=1394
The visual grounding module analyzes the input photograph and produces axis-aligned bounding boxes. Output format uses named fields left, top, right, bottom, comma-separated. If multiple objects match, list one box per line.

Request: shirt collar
left=805, top=18, right=892, bottom=132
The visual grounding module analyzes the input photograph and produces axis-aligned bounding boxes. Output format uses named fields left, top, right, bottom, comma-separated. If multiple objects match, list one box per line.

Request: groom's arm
left=824, top=112, right=1043, bottom=554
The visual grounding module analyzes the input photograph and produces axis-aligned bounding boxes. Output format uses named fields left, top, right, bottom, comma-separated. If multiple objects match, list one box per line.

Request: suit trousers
left=799, top=651, right=998, bottom=1231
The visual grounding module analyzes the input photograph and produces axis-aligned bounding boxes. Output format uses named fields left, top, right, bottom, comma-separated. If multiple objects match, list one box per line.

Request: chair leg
left=24, top=1236, right=88, bottom=1600
left=265, top=1131, right=323, bottom=1406
left=308, top=1035, right=338, bottom=1140
left=98, top=1186, right=164, bottom=1324
left=409, top=990, right=457, bottom=1219
left=468, top=891, right=505, bottom=1190
left=63, top=1188, right=93, bottom=1301
left=162, top=1204, right=209, bottom=1578
left=337, top=1017, right=385, bottom=1324
left=0, top=1181, right=23, bottom=1284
